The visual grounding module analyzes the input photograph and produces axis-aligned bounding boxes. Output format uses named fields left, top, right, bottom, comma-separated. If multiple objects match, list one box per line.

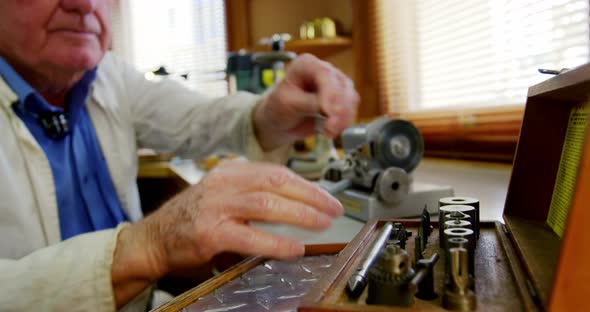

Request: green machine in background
left=226, top=34, right=295, bottom=94
left=226, top=51, right=257, bottom=93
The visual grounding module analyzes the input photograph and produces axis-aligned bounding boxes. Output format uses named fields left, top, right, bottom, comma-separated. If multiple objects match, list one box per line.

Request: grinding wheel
left=373, top=119, right=423, bottom=173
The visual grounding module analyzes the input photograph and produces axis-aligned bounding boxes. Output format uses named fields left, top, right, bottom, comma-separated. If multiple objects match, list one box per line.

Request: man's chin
left=47, top=47, right=105, bottom=72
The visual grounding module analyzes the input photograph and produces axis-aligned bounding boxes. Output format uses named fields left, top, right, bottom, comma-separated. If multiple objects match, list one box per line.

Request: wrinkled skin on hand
left=137, top=159, right=343, bottom=276
left=254, top=53, right=360, bottom=151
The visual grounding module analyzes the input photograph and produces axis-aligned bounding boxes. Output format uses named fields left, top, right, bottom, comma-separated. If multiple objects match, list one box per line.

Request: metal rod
left=347, top=222, right=394, bottom=298
left=319, top=179, right=352, bottom=195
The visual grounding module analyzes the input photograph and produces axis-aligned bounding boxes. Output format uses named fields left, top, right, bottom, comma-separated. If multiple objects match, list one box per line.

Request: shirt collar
left=0, top=56, right=35, bottom=107
left=0, top=55, right=97, bottom=114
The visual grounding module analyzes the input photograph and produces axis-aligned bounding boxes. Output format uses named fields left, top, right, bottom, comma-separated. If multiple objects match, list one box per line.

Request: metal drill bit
left=314, top=113, right=327, bottom=135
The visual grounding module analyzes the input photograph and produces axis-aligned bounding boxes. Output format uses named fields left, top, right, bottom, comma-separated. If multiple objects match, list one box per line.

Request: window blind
left=110, top=0, right=132, bottom=60
left=380, top=0, right=590, bottom=112
left=111, top=0, right=228, bottom=97
left=110, top=0, right=123, bottom=55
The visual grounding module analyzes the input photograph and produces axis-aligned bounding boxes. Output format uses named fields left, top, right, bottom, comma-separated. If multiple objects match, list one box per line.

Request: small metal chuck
left=443, top=247, right=477, bottom=311
left=366, top=245, right=415, bottom=307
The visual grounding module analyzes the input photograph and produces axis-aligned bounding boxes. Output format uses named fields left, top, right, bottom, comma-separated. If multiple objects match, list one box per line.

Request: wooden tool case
left=155, top=64, right=590, bottom=311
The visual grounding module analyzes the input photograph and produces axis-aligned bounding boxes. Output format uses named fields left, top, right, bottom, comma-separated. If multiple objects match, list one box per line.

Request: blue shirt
left=0, top=57, right=127, bottom=240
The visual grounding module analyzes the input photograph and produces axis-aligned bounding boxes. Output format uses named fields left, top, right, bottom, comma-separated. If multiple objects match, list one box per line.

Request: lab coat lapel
left=0, top=77, right=61, bottom=245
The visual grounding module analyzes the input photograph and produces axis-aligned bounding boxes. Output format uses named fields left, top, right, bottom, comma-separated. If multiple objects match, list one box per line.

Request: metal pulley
left=375, top=167, right=409, bottom=204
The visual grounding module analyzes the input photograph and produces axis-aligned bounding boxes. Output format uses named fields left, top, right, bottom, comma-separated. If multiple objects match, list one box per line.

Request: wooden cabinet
left=225, top=0, right=380, bottom=119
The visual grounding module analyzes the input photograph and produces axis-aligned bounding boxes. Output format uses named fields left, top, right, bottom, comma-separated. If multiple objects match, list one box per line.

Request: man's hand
left=111, top=159, right=343, bottom=306
left=253, top=54, right=360, bottom=151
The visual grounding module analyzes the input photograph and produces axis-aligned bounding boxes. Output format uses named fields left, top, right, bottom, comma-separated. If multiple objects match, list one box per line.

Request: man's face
left=0, top=0, right=113, bottom=76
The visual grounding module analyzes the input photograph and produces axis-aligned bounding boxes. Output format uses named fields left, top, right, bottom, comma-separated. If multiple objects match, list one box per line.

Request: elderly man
left=0, top=0, right=358, bottom=311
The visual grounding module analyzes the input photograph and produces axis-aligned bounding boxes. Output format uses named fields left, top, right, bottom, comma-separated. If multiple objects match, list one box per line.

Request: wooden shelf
left=253, top=36, right=353, bottom=59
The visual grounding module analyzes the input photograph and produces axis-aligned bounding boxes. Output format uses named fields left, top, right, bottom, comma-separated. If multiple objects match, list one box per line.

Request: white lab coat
left=0, top=53, right=288, bottom=311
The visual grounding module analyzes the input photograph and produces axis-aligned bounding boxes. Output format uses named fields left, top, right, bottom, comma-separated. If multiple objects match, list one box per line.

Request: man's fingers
left=286, top=54, right=359, bottom=135
left=217, top=223, right=305, bottom=259
left=287, top=54, right=343, bottom=112
left=214, top=161, right=343, bottom=217
left=276, top=80, right=321, bottom=116
left=322, top=76, right=359, bottom=135
left=273, top=82, right=343, bottom=138
left=223, top=192, right=333, bottom=231
left=287, top=54, right=337, bottom=93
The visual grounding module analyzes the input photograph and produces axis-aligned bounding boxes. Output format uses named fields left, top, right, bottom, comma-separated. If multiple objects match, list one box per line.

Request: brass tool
left=447, top=237, right=475, bottom=289
left=443, top=247, right=477, bottom=311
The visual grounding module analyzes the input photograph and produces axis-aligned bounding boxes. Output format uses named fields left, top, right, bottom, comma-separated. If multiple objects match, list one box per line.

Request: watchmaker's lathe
left=319, top=117, right=453, bottom=220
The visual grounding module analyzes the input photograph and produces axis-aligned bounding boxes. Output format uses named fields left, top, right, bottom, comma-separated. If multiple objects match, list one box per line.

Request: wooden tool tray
left=297, top=220, right=534, bottom=311
left=153, top=220, right=535, bottom=311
